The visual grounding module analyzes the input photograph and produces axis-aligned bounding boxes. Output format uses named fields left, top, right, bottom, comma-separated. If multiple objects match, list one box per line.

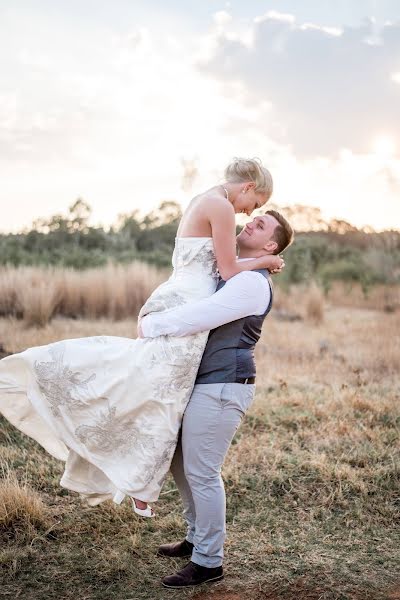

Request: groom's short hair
left=265, top=210, right=294, bottom=254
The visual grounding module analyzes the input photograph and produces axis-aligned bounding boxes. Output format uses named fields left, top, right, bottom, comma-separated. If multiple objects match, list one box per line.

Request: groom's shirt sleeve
left=140, top=271, right=270, bottom=338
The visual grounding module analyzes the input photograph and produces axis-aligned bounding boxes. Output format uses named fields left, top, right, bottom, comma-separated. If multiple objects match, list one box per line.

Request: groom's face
left=236, top=215, right=279, bottom=253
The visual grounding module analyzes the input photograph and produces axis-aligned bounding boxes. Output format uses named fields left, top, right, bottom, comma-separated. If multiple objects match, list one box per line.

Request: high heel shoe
left=132, top=498, right=155, bottom=518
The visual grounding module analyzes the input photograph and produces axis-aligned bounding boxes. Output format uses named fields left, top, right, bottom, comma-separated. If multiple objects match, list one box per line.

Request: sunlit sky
left=1, top=0, right=399, bottom=232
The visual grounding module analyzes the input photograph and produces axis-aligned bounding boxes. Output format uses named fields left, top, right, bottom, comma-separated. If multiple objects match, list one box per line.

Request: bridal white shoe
left=113, top=490, right=155, bottom=517
left=132, top=498, right=155, bottom=518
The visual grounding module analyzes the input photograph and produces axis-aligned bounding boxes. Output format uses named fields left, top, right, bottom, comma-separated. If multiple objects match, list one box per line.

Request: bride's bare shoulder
left=178, top=187, right=232, bottom=236
left=193, top=188, right=231, bottom=213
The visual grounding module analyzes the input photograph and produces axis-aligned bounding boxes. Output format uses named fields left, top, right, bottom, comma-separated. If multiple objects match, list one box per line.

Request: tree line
left=1, top=199, right=399, bottom=291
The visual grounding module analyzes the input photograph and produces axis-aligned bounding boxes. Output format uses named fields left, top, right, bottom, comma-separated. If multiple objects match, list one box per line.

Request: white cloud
left=299, top=23, right=343, bottom=36
left=254, top=11, right=296, bottom=25
left=201, top=14, right=400, bottom=158
left=213, top=11, right=233, bottom=26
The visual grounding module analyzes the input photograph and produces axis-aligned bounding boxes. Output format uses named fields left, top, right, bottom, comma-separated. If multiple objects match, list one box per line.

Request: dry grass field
left=0, top=275, right=399, bottom=600
left=0, top=263, right=167, bottom=326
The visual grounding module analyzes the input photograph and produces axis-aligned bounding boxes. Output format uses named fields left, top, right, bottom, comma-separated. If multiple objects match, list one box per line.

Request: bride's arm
left=209, top=199, right=283, bottom=280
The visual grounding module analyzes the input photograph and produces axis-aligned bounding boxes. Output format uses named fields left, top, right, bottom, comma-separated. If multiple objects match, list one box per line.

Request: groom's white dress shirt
left=141, top=266, right=271, bottom=338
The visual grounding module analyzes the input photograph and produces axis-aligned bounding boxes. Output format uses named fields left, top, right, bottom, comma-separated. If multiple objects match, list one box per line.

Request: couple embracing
left=0, top=157, right=294, bottom=589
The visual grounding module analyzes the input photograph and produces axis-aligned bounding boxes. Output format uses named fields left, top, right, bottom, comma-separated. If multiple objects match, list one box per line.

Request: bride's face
left=233, top=184, right=269, bottom=216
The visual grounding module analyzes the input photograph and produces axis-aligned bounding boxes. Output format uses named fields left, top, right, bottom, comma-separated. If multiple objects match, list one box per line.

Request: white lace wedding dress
left=0, top=237, right=218, bottom=505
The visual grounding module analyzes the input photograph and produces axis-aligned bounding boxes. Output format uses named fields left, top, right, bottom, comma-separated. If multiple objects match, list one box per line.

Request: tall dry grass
left=305, top=281, right=324, bottom=325
left=0, top=468, right=50, bottom=540
left=1, top=264, right=399, bottom=330
left=14, top=272, right=61, bottom=328
left=3, top=264, right=399, bottom=335
left=0, top=262, right=167, bottom=327
left=325, top=280, right=400, bottom=311
left=274, top=280, right=400, bottom=319
left=0, top=268, right=18, bottom=317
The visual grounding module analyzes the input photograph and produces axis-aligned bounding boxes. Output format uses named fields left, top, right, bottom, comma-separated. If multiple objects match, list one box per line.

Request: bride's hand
left=260, top=254, right=285, bottom=274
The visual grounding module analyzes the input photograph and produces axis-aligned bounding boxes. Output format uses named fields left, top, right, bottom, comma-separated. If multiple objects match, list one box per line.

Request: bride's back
left=177, top=187, right=226, bottom=238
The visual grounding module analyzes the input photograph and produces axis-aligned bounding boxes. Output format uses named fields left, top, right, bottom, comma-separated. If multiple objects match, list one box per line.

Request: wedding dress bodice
left=139, top=237, right=218, bottom=318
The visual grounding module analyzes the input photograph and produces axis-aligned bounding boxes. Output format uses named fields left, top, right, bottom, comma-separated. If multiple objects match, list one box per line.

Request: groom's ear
left=263, top=240, right=278, bottom=254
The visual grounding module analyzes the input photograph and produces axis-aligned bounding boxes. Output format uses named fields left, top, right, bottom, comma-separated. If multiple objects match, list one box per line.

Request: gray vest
left=195, top=269, right=273, bottom=384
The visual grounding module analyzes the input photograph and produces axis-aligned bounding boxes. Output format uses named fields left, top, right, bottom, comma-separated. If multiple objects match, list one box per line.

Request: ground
left=0, top=300, right=399, bottom=600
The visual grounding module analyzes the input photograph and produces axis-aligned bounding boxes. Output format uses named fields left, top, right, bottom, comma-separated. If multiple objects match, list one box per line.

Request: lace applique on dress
left=139, top=291, right=186, bottom=319
left=75, top=403, right=156, bottom=458
left=176, top=244, right=219, bottom=280
left=192, top=246, right=219, bottom=282
left=150, top=337, right=205, bottom=401
left=33, top=343, right=96, bottom=417
left=143, top=438, right=178, bottom=486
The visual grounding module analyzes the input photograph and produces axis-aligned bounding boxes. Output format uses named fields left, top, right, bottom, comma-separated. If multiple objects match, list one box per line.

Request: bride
left=0, top=158, right=282, bottom=517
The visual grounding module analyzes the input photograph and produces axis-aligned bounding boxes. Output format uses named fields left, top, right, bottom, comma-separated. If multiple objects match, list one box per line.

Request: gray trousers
left=170, top=382, right=255, bottom=568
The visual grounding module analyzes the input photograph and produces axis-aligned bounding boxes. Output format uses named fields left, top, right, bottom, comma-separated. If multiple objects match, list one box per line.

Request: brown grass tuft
left=13, top=267, right=61, bottom=328
left=0, top=469, right=50, bottom=535
left=0, top=267, right=19, bottom=317
left=305, top=281, right=324, bottom=325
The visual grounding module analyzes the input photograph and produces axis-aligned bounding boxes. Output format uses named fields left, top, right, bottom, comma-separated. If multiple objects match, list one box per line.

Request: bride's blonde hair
left=224, top=157, right=273, bottom=199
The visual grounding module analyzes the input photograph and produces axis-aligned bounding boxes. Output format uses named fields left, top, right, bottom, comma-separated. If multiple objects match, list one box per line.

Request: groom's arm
left=140, top=271, right=271, bottom=338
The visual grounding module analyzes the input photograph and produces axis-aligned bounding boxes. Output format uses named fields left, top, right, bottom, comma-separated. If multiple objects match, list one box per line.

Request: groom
left=140, top=209, right=294, bottom=588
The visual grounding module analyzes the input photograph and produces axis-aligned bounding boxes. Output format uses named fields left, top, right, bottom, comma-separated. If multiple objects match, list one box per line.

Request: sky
left=0, top=0, right=399, bottom=232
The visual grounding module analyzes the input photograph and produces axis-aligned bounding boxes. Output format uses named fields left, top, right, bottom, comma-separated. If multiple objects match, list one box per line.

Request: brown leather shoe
left=157, top=539, right=194, bottom=558
left=161, top=561, right=224, bottom=588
